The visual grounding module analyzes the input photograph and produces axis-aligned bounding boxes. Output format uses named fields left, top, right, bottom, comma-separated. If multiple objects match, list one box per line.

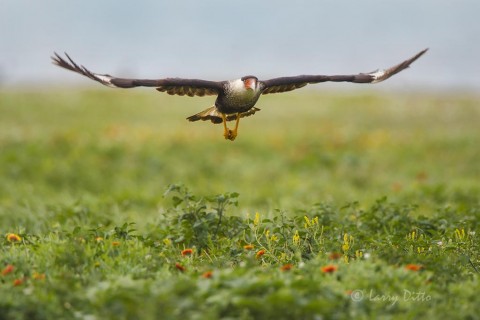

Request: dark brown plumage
left=52, top=49, right=428, bottom=140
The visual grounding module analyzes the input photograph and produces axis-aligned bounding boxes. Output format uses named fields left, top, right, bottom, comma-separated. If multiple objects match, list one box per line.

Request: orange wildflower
left=202, top=271, right=213, bottom=279
left=111, top=241, right=120, bottom=246
left=13, top=278, right=23, bottom=286
left=243, top=244, right=254, bottom=250
left=255, top=249, right=266, bottom=259
left=6, top=233, right=21, bottom=242
left=280, top=264, right=293, bottom=271
left=328, top=252, right=343, bottom=260
left=175, top=263, right=186, bottom=272
left=321, top=265, right=338, bottom=274
left=2, top=264, right=14, bottom=276
left=181, top=248, right=194, bottom=256
left=405, top=264, right=423, bottom=271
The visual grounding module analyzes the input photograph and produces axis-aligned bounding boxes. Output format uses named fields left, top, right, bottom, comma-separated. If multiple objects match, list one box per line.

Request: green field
left=1, top=88, right=479, bottom=319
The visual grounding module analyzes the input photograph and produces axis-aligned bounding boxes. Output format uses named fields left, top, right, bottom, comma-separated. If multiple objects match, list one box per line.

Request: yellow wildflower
left=253, top=212, right=260, bottom=226
left=293, top=230, right=300, bottom=246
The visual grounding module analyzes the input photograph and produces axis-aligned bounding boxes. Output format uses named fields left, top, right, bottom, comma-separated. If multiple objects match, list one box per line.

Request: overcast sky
left=1, top=0, right=479, bottom=90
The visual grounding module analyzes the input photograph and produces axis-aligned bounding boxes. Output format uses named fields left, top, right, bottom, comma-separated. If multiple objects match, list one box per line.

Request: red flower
left=255, top=250, right=266, bottom=259
left=175, top=263, right=186, bottom=272
left=280, top=264, right=293, bottom=271
left=321, top=265, right=338, bottom=273
left=181, top=248, right=194, bottom=256
left=202, top=271, right=213, bottom=279
left=405, top=264, right=423, bottom=271
left=1, top=264, right=14, bottom=276
left=13, top=278, right=23, bottom=286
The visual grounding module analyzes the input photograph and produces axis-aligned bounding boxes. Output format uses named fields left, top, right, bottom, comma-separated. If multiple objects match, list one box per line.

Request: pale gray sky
left=1, top=0, right=479, bottom=90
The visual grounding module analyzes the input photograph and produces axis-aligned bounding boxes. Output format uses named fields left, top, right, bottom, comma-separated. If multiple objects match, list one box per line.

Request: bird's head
left=241, top=76, right=258, bottom=91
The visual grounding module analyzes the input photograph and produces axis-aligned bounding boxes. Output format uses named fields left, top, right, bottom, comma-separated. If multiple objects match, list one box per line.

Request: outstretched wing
left=259, top=48, right=428, bottom=94
left=51, top=52, right=225, bottom=97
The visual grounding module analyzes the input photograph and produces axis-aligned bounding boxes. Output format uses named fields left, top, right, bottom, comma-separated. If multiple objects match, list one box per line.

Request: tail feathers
left=186, top=106, right=223, bottom=124
left=187, top=106, right=261, bottom=124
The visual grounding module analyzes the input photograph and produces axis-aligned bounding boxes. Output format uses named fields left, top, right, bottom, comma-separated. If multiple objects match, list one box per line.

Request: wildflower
left=33, top=272, right=46, bottom=280
left=163, top=238, right=172, bottom=246
left=181, top=248, right=194, bottom=256
left=455, top=228, right=466, bottom=240
left=253, top=212, right=260, bottom=226
left=328, top=252, right=343, bottom=260
left=111, top=241, right=120, bottom=246
left=321, top=265, right=338, bottom=274
left=95, top=236, right=103, bottom=242
left=175, top=263, right=186, bottom=272
left=408, top=230, right=417, bottom=241
left=280, top=264, right=293, bottom=271
left=270, top=234, right=279, bottom=242
left=2, top=264, right=14, bottom=276
left=13, top=278, right=23, bottom=286
left=405, top=264, right=423, bottom=272
left=6, top=233, right=21, bottom=242
left=243, top=244, right=254, bottom=250
left=304, top=216, right=311, bottom=228
left=202, top=271, right=213, bottom=279
left=342, top=233, right=354, bottom=252
left=292, top=230, right=300, bottom=246
left=304, top=216, right=319, bottom=228
left=256, top=249, right=266, bottom=259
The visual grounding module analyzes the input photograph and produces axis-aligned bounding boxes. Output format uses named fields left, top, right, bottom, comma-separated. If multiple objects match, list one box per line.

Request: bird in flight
left=52, top=49, right=427, bottom=141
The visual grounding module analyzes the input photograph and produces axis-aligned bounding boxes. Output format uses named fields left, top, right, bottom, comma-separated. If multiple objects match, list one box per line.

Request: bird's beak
left=244, top=78, right=256, bottom=91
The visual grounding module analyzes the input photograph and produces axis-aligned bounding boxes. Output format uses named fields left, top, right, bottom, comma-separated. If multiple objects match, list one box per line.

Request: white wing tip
left=370, top=69, right=386, bottom=83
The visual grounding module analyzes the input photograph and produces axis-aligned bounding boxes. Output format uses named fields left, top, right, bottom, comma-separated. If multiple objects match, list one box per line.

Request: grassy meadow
left=1, top=88, right=479, bottom=319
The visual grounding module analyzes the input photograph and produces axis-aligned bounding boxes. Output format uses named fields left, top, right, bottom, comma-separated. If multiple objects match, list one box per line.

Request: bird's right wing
left=51, top=52, right=226, bottom=97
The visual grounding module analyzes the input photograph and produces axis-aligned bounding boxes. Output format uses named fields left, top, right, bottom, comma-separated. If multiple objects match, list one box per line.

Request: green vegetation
left=1, top=89, right=479, bottom=319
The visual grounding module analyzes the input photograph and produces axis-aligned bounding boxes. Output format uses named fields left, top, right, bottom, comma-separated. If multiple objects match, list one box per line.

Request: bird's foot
left=223, top=128, right=237, bottom=141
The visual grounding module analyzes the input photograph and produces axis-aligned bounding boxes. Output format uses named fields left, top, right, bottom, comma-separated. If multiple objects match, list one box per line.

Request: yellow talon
left=222, top=113, right=240, bottom=141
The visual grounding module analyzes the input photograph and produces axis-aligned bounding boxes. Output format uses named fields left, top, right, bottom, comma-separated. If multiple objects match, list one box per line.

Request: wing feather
left=51, top=52, right=225, bottom=97
left=260, top=49, right=428, bottom=94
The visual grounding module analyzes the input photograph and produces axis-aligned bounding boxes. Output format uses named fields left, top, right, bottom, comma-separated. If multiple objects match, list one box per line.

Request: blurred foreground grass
left=1, top=88, right=479, bottom=219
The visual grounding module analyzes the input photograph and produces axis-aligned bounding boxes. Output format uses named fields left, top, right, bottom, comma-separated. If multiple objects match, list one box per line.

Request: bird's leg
left=229, top=113, right=241, bottom=141
left=222, top=113, right=233, bottom=140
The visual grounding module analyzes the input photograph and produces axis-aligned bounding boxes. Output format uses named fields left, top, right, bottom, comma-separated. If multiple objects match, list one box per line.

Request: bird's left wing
left=51, top=52, right=225, bottom=97
left=260, top=48, right=428, bottom=94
